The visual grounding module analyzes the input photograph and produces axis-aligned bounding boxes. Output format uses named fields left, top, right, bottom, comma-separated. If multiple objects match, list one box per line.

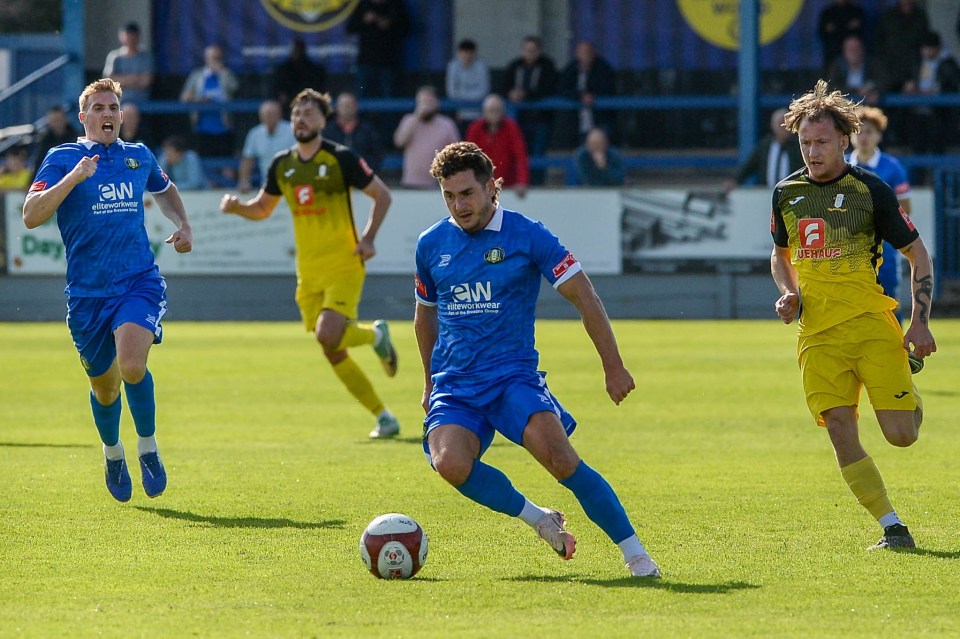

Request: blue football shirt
left=31, top=138, right=171, bottom=298
left=847, top=150, right=911, bottom=293
left=415, top=206, right=583, bottom=388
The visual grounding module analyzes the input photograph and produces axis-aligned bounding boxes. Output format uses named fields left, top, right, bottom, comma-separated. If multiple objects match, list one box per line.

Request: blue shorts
left=66, top=274, right=167, bottom=377
left=422, top=370, right=577, bottom=464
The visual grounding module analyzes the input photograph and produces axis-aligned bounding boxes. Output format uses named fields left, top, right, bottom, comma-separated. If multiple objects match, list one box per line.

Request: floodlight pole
left=738, top=0, right=760, bottom=165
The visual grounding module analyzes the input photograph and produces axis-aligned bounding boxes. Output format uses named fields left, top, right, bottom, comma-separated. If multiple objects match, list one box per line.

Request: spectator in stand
left=445, top=39, right=490, bottom=135
left=873, top=0, right=930, bottom=94
left=557, top=41, right=617, bottom=149
left=179, top=44, right=239, bottom=158
left=118, top=102, right=146, bottom=144
left=466, top=94, right=529, bottom=197
left=346, top=0, right=410, bottom=98
left=273, top=39, right=327, bottom=111
left=33, top=105, right=78, bottom=174
left=323, top=90, right=384, bottom=173
left=848, top=105, right=912, bottom=318
left=237, top=99, right=295, bottom=193
left=817, top=0, right=866, bottom=73
left=575, top=127, right=624, bottom=187
left=0, top=146, right=31, bottom=193
left=826, top=35, right=881, bottom=104
left=500, top=35, right=558, bottom=183
left=724, top=108, right=803, bottom=192
left=102, top=22, right=154, bottom=107
left=158, top=135, right=207, bottom=191
left=393, top=86, right=460, bottom=188
left=901, top=30, right=960, bottom=157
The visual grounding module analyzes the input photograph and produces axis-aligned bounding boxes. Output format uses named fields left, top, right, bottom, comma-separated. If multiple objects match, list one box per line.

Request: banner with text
left=6, top=188, right=934, bottom=277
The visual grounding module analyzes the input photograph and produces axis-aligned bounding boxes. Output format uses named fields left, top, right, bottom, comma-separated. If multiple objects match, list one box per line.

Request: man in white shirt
left=237, top=100, right=296, bottom=192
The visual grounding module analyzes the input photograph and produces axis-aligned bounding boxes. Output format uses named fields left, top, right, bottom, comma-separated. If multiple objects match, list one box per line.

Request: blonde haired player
left=770, top=80, right=936, bottom=549
left=221, top=89, right=400, bottom=438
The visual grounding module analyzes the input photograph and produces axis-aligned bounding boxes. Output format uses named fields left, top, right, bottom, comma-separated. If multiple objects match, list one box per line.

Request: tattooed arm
left=899, top=238, right=937, bottom=359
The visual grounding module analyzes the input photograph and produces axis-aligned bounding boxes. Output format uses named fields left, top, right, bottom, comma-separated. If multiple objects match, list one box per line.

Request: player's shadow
left=898, top=547, right=960, bottom=559
left=361, top=436, right=425, bottom=445
left=135, top=506, right=345, bottom=530
left=508, top=574, right=761, bottom=593
left=0, top=441, right=93, bottom=448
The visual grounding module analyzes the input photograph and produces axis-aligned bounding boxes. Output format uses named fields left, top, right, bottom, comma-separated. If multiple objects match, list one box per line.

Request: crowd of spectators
left=11, top=2, right=960, bottom=192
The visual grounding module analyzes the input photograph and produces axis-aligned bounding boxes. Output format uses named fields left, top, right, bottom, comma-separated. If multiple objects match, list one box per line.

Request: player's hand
left=903, top=323, right=937, bottom=360
left=71, top=155, right=99, bottom=183
left=604, top=365, right=635, bottom=405
left=775, top=292, right=800, bottom=324
left=355, top=238, right=376, bottom=261
left=219, top=193, right=240, bottom=214
left=166, top=224, right=193, bottom=253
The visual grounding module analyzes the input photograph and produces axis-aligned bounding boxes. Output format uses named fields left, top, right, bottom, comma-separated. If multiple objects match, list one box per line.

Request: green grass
left=2, top=320, right=959, bottom=638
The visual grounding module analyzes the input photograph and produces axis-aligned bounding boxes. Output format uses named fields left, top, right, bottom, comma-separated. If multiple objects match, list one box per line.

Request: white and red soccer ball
left=360, top=513, right=428, bottom=579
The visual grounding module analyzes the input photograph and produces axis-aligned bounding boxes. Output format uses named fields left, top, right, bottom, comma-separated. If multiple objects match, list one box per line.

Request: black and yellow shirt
left=771, top=164, right=919, bottom=336
left=264, top=139, right=375, bottom=278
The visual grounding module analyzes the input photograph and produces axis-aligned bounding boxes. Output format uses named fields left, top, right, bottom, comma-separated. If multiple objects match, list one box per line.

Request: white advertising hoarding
left=5, top=187, right=933, bottom=275
left=4, top=189, right=622, bottom=276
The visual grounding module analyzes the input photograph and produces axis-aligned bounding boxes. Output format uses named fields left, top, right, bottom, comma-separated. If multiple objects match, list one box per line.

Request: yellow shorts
left=798, top=310, right=917, bottom=426
left=295, top=267, right=365, bottom=331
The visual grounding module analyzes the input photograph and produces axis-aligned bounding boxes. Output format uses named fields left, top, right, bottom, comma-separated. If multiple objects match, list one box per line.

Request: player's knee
left=884, top=427, right=918, bottom=448
left=116, top=355, right=146, bottom=384
left=431, top=449, right=472, bottom=486
left=91, top=386, right=120, bottom=406
left=315, top=326, right=340, bottom=350
left=544, top=449, right=581, bottom=481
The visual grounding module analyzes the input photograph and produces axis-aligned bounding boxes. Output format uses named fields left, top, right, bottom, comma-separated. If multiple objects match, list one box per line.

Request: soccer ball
left=359, top=513, right=428, bottom=579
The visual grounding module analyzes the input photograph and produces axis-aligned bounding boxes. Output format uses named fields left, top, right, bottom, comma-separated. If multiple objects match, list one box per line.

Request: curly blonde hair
left=79, top=78, right=122, bottom=112
left=783, top=79, right=860, bottom=136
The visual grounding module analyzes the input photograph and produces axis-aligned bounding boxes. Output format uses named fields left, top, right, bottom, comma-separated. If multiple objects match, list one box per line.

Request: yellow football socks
left=335, top=321, right=377, bottom=352
left=332, top=356, right=384, bottom=416
left=840, top=456, right=895, bottom=522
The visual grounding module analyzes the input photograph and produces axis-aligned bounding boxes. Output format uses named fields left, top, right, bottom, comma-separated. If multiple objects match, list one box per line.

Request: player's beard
left=295, top=128, right=320, bottom=143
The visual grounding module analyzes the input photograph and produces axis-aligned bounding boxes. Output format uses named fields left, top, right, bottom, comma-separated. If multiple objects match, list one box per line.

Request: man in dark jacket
left=557, top=41, right=617, bottom=149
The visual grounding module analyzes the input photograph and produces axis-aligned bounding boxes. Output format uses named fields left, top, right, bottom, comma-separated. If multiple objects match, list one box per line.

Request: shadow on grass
left=899, top=547, right=960, bottom=559
left=0, top=441, right=93, bottom=449
left=135, top=506, right=345, bottom=530
left=507, top=574, right=761, bottom=593
left=360, top=436, right=425, bottom=445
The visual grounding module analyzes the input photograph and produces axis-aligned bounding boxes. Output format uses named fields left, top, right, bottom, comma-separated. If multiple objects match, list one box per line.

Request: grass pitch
left=1, top=320, right=959, bottom=638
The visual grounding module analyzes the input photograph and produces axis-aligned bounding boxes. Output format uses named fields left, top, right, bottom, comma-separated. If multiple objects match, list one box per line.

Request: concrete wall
left=0, top=272, right=781, bottom=322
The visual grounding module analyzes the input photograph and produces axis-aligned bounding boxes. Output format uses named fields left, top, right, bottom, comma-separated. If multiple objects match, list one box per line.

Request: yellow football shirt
left=771, top=165, right=919, bottom=336
left=264, top=139, right=375, bottom=280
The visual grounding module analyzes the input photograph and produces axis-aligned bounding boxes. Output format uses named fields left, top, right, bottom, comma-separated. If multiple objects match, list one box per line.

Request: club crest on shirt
left=125, top=158, right=140, bottom=170
left=484, top=247, right=504, bottom=264
left=318, top=164, right=328, bottom=178
left=827, top=193, right=846, bottom=212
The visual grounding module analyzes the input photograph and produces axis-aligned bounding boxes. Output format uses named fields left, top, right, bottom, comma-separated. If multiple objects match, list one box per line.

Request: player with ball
left=413, top=142, right=660, bottom=578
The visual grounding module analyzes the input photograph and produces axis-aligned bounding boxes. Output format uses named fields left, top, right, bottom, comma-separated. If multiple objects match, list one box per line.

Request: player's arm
left=557, top=271, right=635, bottom=405
left=22, top=155, right=99, bottom=228
left=236, top=156, right=256, bottom=193
left=219, top=188, right=282, bottom=220
left=414, top=301, right=438, bottom=413
left=355, top=176, right=392, bottom=260
left=899, top=237, right=936, bottom=358
left=153, top=182, right=193, bottom=253
left=771, top=245, right=800, bottom=324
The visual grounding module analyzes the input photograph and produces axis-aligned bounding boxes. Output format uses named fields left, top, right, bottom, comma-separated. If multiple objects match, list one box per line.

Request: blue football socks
left=124, top=370, right=156, bottom=438
left=560, top=461, right=635, bottom=544
left=456, top=459, right=526, bottom=517
left=90, top=392, right=122, bottom=447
